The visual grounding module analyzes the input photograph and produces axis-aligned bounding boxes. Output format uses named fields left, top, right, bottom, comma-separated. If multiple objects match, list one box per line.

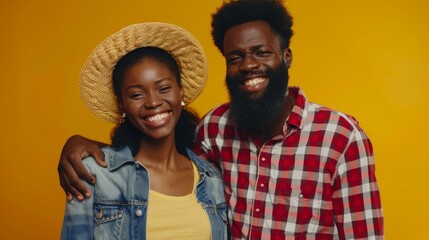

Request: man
left=59, top=0, right=384, bottom=239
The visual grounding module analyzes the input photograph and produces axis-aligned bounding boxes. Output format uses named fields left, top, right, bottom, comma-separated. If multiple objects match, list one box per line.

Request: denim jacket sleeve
left=60, top=158, right=95, bottom=240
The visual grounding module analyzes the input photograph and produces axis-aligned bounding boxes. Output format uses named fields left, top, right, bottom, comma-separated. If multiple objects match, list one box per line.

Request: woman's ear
left=118, top=101, right=126, bottom=117
left=116, top=101, right=126, bottom=123
left=284, top=48, right=293, bottom=68
left=179, top=86, right=184, bottom=104
left=118, top=100, right=125, bottom=113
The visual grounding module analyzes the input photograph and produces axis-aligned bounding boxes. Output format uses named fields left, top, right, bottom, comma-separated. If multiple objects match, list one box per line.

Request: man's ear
left=284, top=48, right=293, bottom=68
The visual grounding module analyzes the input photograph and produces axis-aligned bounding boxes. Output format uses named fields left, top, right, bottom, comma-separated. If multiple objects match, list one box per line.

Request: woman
left=61, top=22, right=227, bottom=240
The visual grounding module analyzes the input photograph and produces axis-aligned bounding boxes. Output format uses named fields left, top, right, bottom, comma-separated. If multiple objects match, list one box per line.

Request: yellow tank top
left=146, top=162, right=211, bottom=240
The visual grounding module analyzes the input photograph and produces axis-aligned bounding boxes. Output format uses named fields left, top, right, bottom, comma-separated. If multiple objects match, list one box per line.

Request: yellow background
left=1, top=0, right=428, bottom=239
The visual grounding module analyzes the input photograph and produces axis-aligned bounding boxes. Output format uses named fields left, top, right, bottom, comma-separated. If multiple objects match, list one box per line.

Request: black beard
left=226, top=62, right=289, bottom=137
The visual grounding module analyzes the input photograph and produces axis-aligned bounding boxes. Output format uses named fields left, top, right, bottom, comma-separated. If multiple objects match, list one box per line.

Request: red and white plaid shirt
left=194, top=87, right=383, bottom=240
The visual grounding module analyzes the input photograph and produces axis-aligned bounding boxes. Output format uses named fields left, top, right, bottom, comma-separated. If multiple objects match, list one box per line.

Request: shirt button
left=135, top=209, right=143, bottom=217
left=261, top=157, right=266, bottom=161
left=260, top=183, right=265, bottom=187
left=299, top=193, right=304, bottom=198
left=255, top=208, right=260, bottom=212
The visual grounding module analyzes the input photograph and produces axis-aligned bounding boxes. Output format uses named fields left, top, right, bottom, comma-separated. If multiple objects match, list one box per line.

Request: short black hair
left=211, top=0, right=294, bottom=54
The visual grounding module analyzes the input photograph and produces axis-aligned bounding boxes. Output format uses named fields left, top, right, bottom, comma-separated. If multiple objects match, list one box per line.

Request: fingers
left=59, top=170, right=73, bottom=201
left=87, top=145, right=107, bottom=168
left=68, top=151, right=96, bottom=187
left=58, top=162, right=88, bottom=201
left=57, top=135, right=107, bottom=200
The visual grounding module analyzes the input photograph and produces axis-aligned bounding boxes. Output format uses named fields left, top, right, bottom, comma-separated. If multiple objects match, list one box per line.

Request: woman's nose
left=144, top=93, right=163, bottom=108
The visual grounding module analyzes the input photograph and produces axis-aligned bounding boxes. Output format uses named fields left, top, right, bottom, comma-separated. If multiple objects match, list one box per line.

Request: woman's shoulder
left=186, top=148, right=222, bottom=178
left=82, top=146, right=133, bottom=171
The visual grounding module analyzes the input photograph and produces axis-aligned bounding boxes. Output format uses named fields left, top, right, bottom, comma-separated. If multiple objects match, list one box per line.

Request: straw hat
left=79, top=22, right=208, bottom=123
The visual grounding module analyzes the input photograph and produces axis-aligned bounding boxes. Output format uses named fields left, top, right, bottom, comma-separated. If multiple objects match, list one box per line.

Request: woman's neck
left=134, top=135, right=186, bottom=171
left=134, top=134, right=194, bottom=196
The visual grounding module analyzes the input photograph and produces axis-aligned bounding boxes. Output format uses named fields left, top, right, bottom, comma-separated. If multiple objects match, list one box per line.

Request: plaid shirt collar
left=285, top=86, right=307, bottom=131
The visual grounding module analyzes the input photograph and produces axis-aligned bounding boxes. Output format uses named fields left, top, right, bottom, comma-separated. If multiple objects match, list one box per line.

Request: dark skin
left=59, top=57, right=194, bottom=201
left=58, top=20, right=296, bottom=200
left=121, top=58, right=193, bottom=197
left=58, top=135, right=106, bottom=201
left=223, top=20, right=294, bottom=141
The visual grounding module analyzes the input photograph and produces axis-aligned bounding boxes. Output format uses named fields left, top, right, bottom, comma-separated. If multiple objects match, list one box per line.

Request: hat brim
left=80, top=22, right=208, bottom=123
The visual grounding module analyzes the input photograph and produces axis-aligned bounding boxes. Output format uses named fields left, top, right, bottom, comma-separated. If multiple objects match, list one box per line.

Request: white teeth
left=146, top=112, right=169, bottom=123
left=244, top=78, right=265, bottom=87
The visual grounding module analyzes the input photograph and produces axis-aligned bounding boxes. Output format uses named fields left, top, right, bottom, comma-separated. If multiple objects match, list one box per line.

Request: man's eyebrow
left=225, top=45, right=267, bottom=56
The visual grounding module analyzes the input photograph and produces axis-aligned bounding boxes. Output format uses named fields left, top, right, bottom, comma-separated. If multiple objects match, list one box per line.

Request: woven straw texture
left=79, top=22, right=208, bottom=123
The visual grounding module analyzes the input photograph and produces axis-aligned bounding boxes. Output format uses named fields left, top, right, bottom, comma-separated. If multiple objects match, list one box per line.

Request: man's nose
left=239, top=54, right=260, bottom=72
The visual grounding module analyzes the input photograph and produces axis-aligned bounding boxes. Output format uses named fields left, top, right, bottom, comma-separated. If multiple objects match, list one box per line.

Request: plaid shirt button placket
left=194, top=86, right=384, bottom=240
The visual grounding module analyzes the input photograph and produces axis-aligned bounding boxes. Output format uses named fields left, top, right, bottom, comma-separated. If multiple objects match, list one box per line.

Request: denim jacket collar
left=105, top=147, right=137, bottom=171
left=105, top=147, right=221, bottom=178
left=186, top=148, right=221, bottom=178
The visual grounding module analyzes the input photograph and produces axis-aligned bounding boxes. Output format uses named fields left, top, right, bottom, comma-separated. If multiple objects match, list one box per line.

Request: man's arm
left=332, top=129, right=384, bottom=239
left=58, top=135, right=107, bottom=201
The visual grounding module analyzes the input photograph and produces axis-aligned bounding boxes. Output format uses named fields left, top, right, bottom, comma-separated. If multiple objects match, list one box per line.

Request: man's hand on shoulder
left=57, top=135, right=107, bottom=201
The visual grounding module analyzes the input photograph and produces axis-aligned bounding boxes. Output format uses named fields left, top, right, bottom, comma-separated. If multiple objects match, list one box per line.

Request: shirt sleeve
left=60, top=169, right=95, bottom=239
left=193, top=116, right=220, bottom=169
left=332, top=128, right=384, bottom=239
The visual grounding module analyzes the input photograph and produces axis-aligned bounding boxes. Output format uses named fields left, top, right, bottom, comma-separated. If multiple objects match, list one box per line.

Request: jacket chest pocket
left=93, top=204, right=125, bottom=239
left=272, top=188, right=322, bottom=236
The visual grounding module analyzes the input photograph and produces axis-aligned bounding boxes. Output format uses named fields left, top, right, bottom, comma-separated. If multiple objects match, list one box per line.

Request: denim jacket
left=61, top=147, right=228, bottom=240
